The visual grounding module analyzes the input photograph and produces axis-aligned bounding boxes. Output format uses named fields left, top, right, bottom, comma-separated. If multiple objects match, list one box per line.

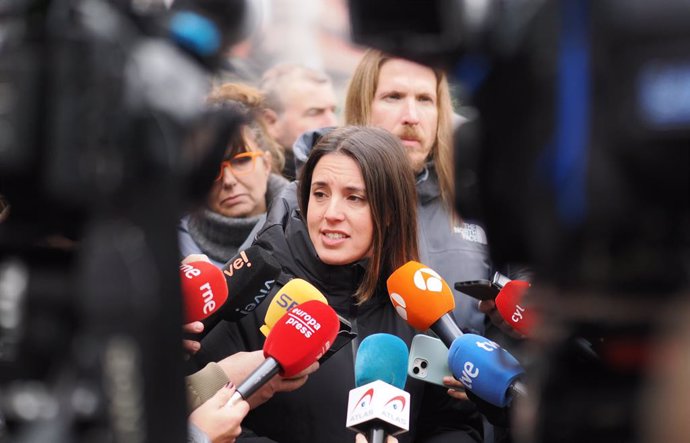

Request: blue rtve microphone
left=448, top=333, right=526, bottom=408
left=347, top=334, right=410, bottom=443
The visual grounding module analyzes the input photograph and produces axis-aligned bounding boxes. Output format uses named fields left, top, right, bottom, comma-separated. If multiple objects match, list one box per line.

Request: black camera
left=349, top=1, right=690, bottom=441
left=0, top=1, right=247, bottom=441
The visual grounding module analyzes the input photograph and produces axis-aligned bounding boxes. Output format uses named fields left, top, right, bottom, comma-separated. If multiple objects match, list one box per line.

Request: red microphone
left=180, top=260, right=229, bottom=323
left=494, top=280, right=535, bottom=336
left=229, top=299, right=339, bottom=406
left=386, top=261, right=462, bottom=347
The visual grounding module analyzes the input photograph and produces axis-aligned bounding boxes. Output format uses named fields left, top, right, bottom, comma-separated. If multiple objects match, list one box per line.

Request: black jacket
left=191, top=183, right=482, bottom=443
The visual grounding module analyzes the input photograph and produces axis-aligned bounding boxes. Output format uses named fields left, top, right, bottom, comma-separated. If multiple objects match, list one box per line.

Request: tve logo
left=458, top=361, right=480, bottom=389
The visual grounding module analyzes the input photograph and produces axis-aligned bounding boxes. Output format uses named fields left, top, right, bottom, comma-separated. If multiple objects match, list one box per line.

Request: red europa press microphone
left=179, top=260, right=228, bottom=323
left=228, top=299, right=339, bottom=407
left=386, top=261, right=463, bottom=347
left=494, top=280, right=535, bottom=336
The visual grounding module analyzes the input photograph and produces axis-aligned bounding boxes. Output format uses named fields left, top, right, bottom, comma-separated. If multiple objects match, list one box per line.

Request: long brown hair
left=344, top=49, right=455, bottom=212
left=298, top=126, right=419, bottom=303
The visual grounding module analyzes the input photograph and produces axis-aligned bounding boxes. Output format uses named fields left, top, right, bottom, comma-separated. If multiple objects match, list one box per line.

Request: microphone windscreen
left=220, top=245, right=282, bottom=321
left=264, top=300, right=339, bottom=377
left=260, top=278, right=328, bottom=337
left=180, top=260, right=229, bottom=323
left=354, top=333, right=408, bottom=389
left=495, top=280, right=534, bottom=336
left=448, top=334, right=523, bottom=407
left=387, top=261, right=455, bottom=330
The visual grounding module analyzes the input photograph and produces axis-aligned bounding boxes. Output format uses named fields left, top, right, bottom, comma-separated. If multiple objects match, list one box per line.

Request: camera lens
left=421, top=361, right=428, bottom=369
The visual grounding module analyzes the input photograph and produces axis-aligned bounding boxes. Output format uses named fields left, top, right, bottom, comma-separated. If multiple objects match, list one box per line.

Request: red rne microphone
left=180, top=260, right=229, bottom=323
left=228, top=300, right=339, bottom=406
left=386, top=261, right=462, bottom=347
left=494, top=280, right=535, bottom=336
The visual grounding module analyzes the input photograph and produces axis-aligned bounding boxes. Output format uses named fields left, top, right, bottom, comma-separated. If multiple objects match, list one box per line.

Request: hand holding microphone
left=188, top=381, right=249, bottom=443
left=210, top=350, right=320, bottom=410
left=228, top=299, right=339, bottom=407
left=447, top=334, right=525, bottom=408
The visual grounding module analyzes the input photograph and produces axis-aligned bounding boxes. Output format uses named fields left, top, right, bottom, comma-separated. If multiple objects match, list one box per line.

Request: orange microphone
left=386, top=261, right=463, bottom=347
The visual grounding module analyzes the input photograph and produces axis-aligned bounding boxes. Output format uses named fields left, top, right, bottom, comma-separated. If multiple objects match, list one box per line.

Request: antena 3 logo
left=413, top=268, right=443, bottom=292
left=389, top=268, right=443, bottom=321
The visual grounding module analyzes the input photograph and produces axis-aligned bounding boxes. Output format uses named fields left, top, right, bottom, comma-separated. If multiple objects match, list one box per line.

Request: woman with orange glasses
left=179, top=83, right=289, bottom=268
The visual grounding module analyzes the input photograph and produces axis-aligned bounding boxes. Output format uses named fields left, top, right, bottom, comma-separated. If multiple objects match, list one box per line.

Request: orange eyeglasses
left=215, top=151, right=265, bottom=180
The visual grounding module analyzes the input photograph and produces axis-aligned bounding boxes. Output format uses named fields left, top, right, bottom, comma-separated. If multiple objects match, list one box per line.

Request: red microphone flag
left=180, top=260, right=229, bottom=323
left=495, top=280, right=535, bottom=336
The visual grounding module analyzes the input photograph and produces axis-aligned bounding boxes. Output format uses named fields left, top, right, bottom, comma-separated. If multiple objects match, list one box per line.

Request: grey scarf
left=187, top=173, right=288, bottom=263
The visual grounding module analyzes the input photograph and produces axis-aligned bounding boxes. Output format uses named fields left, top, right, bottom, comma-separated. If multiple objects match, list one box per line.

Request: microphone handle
left=368, top=427, right=385, bottom=443
left=431, top=314, right=463, bottom=348
left=231, top=357, right=281, bottom=405
left=510, top=380, right=528, bottom=401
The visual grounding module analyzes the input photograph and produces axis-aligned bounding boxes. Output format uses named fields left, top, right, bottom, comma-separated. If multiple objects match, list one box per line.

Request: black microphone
left=181, top=245, right=282, bottom=334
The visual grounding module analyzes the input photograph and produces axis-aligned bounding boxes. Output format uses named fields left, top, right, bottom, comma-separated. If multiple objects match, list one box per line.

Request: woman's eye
left=231, top=157, right=252, bottom=167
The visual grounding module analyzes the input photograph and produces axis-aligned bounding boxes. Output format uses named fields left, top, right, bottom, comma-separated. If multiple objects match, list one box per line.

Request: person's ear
left=262, top=108, right=278, bottom=126
left=262, top=151, right=273, bottom=177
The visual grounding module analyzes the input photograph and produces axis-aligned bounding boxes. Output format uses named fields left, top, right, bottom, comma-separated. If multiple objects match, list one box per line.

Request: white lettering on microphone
left=284, top=308, right=322, bottom=338
left=180, top=263, right=201, bottom=279
left=236, top=279, right=275, bottom=315
left=199, top=282, right=216, bottom=314
left=459, top=361, right=479, bottom=389
left=476, top=340, right=500, bottom=352
left=511, top=305, right=525, bottom=323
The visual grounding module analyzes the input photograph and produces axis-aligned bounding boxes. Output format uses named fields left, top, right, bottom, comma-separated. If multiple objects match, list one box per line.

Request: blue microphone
left=346, top=334, right=410, bottom=443
left=355, top=334, right=408, bottom=389
left=448, top=333, right=526, bottom=407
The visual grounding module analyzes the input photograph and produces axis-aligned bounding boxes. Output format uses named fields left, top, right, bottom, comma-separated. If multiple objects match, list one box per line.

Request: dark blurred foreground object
left=0, top=0, right=248, bottom=441
left=350, top=1, right=690, bottom=442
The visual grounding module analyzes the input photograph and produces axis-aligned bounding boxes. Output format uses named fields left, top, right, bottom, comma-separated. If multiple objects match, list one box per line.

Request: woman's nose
left=323, top=198, right=345, bottom=221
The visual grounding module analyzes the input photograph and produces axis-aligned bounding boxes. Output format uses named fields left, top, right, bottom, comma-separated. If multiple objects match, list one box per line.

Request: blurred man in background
left=260, top=63, right=338, bottom=180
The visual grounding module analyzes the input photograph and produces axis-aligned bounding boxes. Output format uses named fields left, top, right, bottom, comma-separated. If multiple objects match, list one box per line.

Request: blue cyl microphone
left=346, top=334, right=410, bottom=443
left=448, top=333, right=525, bottom=408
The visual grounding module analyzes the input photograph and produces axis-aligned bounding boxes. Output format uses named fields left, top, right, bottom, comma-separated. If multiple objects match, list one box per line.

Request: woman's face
left=307, top=152, right=374, bottom=265
left=208, top=126, right=272, bottom=218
